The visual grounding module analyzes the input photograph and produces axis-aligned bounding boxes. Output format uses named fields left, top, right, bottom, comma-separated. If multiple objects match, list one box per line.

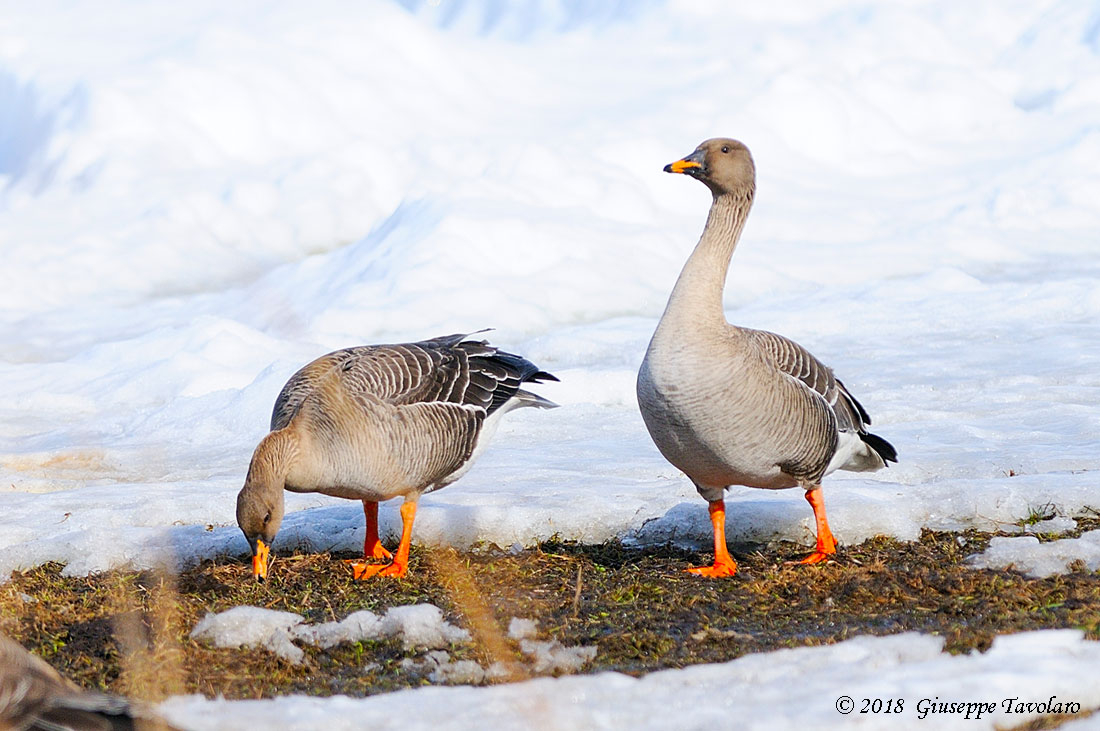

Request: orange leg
left=352, top=501, right=416, bottom=579
left=362, top=501, right=393, bottom=560
left=343, top=501, right=393, bottom=570
left=686, top=500, right=738, bottom=578
left=797, top=487, right=837, bottom=565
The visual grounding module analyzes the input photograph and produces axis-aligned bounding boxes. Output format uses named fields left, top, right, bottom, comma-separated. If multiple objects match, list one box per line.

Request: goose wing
left=746, top=328, right=871, bottom=435
left=271, top=333, right=557, bottom=431
left=270, top=335, right=558, bottom=485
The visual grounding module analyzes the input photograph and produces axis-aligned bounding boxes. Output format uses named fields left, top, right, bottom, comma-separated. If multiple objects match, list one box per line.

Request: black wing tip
left=529, top=370, right=560, bottom=383
left=861, top=432, right=898, bottom=465
left=836, top=378, right=873, bottom=425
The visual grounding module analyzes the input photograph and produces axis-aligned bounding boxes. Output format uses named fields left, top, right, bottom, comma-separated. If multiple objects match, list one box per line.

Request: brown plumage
left=637, top=138, right=897, bottom=577
left=0, top=633, right=179, bottom=731
left=236, top=332, right=557, bottom=581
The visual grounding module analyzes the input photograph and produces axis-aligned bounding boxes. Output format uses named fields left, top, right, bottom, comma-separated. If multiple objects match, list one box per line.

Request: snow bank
left=160, top=630, right=1100, bottom=730
left=2, top=0, right=1100, bottom=584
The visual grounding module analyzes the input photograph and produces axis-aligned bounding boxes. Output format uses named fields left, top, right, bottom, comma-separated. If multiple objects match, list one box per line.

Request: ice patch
left=507, top=617, right=538, bottom=640
left=519, top=639, right=597, bottom=675
left=190, top=606, right=306, bottom=663
left=290, top=610, right=383, bottom=649
left=380, top=604, right=472, bottom=650
left=967, top=530, right=1100, bottom=578
left=190, top=603, right=469, bottom=664
left=1000, top=516, right=1078, bottom=536
left=508, top=618, right=597, bottom=674
left=428, top=657, right=487, bottom=685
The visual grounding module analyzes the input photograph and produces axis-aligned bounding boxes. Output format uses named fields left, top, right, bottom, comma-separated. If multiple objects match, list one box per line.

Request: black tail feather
left=860, top=432, right=898, bottom=465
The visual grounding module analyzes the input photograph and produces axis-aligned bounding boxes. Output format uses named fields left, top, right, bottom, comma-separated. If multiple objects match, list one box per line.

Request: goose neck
left=661, top=190, right=753, bottom=329
left=246, top=429, right=299, bottom=493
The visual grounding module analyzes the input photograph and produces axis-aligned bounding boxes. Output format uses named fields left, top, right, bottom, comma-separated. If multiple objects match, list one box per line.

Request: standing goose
left=637, top=138, right=897, bottom=577
left=237, top=333, right=557, bottom=581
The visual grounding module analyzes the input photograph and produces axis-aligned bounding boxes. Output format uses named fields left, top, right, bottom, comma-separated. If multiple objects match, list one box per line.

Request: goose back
left=272, top=334, right=557, bottom=499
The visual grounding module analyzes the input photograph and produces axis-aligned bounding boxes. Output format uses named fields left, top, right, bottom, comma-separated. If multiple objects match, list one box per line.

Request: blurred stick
left=571, top=564, right=582, bottom=618
left=108, top=569, right=186, bottom=702
left=427, top=548, right=528, bottom=682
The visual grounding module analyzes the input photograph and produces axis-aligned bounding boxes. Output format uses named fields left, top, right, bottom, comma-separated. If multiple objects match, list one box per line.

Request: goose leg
left=361, top=500, right=393, bottom=560
left=797, top=486, right=837, bottom=564
left=345, top=501, right=394, bottom=573
left=686, top=499, right=738, bottom=577
left=352, top=500, right=416, bottom=579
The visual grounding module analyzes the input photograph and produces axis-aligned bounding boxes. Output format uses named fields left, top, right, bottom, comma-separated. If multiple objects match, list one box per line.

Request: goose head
left=236, top=474, right=285, bottom=582
left=664, top=138, right=755, bottom=197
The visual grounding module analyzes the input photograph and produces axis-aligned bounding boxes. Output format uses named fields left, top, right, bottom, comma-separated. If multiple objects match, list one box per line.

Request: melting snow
left=967, top=531, right=1100, bottom=578
left=190, top=604, right=470, bottom=665
left=161, top=630, right=1100, bottom=730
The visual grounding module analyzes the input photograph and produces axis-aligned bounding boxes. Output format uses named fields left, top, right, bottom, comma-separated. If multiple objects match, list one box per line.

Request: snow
left=190, top=606, right=307, bottom=663
left=967, top=530, right=1100, bottom=578
left=518, top=639, right=598, bottom=675
left=292, top=610, right=383, bottom=650
left=3, top=0, right=1100, bottom=726
left=159, top=630, right=1100, bottom=730
left=507, top=617, right=538, bottom=641
left=190, top=603, right=471, bottom=663
left=378, top=604, right=471, bottom=651
left=191, top=606, right=305, bottom=649
left=3, top=1, right=1100, bottom=581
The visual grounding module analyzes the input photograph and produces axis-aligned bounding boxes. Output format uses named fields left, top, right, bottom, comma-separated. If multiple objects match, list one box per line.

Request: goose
left=636, top=138, right=897, bottom=577
left=237, top=333, right=557, bottom=581
left=0, top=631, right=179, bottom=730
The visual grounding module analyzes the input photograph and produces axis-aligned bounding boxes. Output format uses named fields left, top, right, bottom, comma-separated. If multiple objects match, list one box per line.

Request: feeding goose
left=636, top=138, right=897, bottom=577
left=0, top=631, right=179, bottom=730
left=237, top=333, right=557, bottom=581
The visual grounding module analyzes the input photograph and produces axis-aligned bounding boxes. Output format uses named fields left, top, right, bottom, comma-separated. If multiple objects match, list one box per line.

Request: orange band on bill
left=668, top=159, right=702, bottom=173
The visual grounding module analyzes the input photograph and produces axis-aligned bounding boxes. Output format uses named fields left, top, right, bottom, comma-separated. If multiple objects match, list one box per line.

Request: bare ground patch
left=3, top=524, right=1100, bottom=726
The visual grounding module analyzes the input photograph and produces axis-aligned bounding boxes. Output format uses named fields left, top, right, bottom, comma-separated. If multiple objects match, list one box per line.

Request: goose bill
left=252, top=538, right=270, bottom=581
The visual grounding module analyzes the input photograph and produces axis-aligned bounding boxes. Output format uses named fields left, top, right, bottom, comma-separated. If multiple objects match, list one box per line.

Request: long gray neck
left=659, top=189, right=754, bottom=331
left=245, top=429, right=298, bottom=493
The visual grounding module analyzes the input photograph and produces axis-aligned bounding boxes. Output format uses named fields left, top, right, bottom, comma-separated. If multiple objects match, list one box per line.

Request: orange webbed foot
left=785, top=544, right=836, bottom=566
left=685, top=557, right=738, bottom=578
left=342, top=552, right=391, bottom=575
left=793, top=550, right=834, bottom=565
left=350, top=560, right=408, bottom=580
left=365, top=542, right=393, bottom=561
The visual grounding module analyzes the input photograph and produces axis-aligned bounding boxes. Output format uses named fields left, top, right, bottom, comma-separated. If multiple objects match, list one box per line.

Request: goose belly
left=638, top=357, right=800, bottom=490
left=283, top=435, right=415, bottom=502
left=284, top=457, right=406, bottom=502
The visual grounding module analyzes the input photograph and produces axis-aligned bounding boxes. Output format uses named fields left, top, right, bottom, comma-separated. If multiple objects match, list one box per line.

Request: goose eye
left=721, top=145, right=730, bottom=153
